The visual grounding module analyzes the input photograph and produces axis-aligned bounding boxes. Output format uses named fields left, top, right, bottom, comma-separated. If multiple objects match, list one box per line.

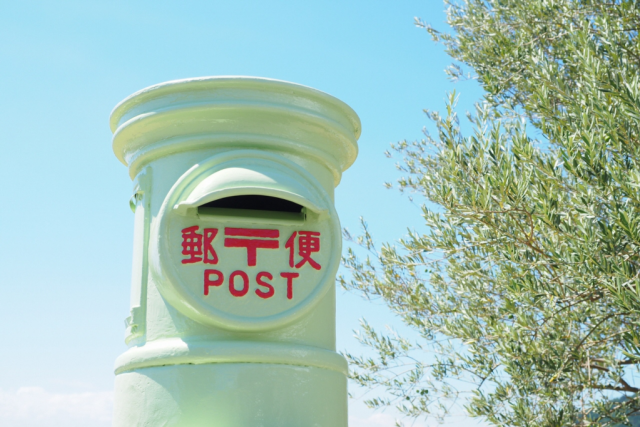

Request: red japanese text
left=285, top=231, right=321, bottom=270
left=224, top=227, right=279, bottom=266
left=181, top=226, right=218, bottom=264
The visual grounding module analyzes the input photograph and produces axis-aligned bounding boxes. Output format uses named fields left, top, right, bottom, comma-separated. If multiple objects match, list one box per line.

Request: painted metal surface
left=110, top=77, right=361, bottom=426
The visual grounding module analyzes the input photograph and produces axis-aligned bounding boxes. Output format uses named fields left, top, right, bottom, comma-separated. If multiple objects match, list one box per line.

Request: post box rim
left=110, top=76, right=361, bottom=139
left=110, top=76, right=361, bottom=183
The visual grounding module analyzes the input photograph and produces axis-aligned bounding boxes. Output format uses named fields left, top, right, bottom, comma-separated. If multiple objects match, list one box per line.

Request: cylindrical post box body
left=110, top=77, right=360, bottom=426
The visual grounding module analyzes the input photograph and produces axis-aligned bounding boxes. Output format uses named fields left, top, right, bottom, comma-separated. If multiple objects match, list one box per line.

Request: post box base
left=113, top=363, right=347, bottom=427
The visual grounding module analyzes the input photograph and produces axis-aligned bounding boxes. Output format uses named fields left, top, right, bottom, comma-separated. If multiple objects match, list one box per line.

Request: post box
left=109, top=77, right=361, bottom=426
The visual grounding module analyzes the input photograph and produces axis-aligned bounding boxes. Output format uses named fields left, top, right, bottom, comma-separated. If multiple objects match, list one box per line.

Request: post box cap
left=110, top=77, right=361, bottom=184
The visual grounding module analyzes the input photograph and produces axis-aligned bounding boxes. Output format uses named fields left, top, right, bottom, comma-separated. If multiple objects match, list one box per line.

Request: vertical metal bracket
left=125, top=166, right=152, bottom=345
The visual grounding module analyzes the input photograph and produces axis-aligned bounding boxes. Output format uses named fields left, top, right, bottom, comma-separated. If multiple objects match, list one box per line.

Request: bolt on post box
left=109, top=77, right=361, bottom=427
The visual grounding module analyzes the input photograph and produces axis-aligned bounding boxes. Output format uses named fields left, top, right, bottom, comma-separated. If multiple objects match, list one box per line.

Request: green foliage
left=341, top=1, right=640, bottom=425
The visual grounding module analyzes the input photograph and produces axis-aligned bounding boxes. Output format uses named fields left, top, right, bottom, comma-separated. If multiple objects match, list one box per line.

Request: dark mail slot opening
left=198, top=195, right=305, bottom=224
left=201, top=195, right=303, bottom=212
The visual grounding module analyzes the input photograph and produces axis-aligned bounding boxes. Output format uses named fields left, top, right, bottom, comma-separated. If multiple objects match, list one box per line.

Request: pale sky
left=0, top=1, right=485, bottom=425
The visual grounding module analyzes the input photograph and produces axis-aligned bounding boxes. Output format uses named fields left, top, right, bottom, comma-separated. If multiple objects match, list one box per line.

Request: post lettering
left=204, top=269, right=224, bottom=295
left=280, top=272, right=300, bottom=300
left=229, top=270, right=250, bottom=297
left=255, top=271, right=275, bottom=299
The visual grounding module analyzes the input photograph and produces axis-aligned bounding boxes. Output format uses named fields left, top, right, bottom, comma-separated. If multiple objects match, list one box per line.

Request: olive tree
left=342, top=1, right=640, bottom=425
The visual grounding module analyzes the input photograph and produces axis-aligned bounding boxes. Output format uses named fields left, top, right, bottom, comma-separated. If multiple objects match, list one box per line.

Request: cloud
left=349, top=412, right=433, bottom=427
left=349, top=411, right=489, bottom=427
left=0, top=387, right=113, bottom=427
left=0, top=387, right=485, bottom=427
left=350, top=412, right=399, bottom=427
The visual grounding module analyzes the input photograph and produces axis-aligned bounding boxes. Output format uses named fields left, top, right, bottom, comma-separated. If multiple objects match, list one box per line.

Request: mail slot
left=110, top=77, right=360, bottom=426
left=198, top=195, right=305, bottom=223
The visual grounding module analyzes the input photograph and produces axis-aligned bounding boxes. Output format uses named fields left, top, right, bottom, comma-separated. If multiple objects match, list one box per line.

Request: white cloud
left=349, top=412, right=433, bottom=427
left=0, top=386, right=486, bottom=427
left=0, top=387, right=113, bottom=427
left=350, top=412, right=399, bottom=427
left=349, top=411, right=489, bottom=427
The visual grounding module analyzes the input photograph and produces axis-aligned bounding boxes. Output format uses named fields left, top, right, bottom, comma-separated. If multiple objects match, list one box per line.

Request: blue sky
left=0, top=1, right=484, bottom=425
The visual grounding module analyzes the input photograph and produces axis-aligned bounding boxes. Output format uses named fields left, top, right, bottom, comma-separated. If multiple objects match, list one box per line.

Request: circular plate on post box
left=149, top=150, right=341, bottom=331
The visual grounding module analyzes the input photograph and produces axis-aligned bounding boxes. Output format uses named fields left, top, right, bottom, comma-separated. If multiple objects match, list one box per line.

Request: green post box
left=110, top=77, right=361, bottom=426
